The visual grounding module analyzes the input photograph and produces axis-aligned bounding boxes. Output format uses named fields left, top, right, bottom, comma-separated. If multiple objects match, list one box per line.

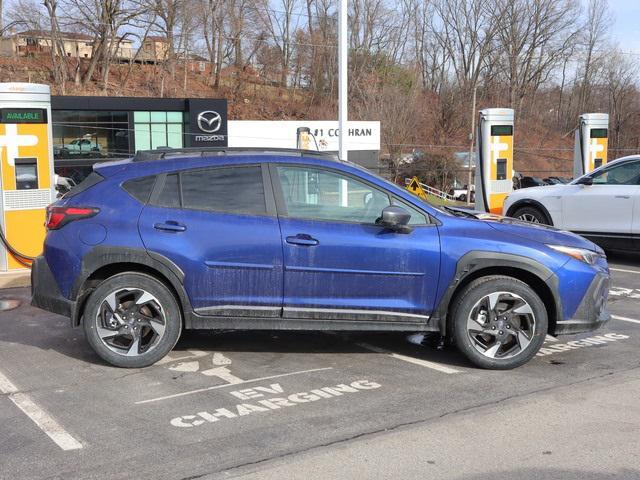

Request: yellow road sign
left=406, top=176, right=427, bottom=200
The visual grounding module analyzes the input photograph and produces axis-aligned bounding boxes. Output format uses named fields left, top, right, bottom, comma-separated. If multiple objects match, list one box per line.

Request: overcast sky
left=609, top=0, right=640, bottom=53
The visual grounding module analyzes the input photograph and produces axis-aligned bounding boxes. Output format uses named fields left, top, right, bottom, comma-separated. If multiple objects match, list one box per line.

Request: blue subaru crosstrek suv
left=31, top=148, right=610, bottom=370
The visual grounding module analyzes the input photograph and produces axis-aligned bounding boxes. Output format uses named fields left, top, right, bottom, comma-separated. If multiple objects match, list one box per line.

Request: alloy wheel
left=466, top=291, right=536, bottom=360
left=518, top=213, right=540, bottom=223
left=95, top=288, right=166, bottom=357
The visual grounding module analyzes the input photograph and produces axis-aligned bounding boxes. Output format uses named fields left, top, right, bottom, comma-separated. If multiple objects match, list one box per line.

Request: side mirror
left=378, top=205, right=412, bottom=233
left=576, top=176, right=593, bottom=186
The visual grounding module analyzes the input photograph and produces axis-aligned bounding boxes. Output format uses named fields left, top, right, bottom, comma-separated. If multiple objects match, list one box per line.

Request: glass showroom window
left=52, top=110, right=130, bottom=184
left=134, top=111, right=184, bottom=151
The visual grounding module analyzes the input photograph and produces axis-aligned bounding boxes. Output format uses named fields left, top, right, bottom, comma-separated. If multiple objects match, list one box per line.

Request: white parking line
left=135, top=367, right=334, bottom=405
left=0, top=369, right=82, bottom=451
left=610, top=267, right=640, bottom=275
left=356, top=342, right=460, bottom=374
left=611, top=315, right=640, bottom=325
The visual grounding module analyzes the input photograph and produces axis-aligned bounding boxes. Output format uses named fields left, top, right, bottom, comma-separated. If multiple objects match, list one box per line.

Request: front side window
left=590, top=161, right=640, bottom=185
left=277, top=166, right=391, bottom=224
left=391, top=198, right=429, bottom=225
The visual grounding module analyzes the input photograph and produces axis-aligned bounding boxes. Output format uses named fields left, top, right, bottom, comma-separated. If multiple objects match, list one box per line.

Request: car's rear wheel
left=451, top=276, right=547, bottom=369
left=83, top=273, right=182, bottom=368
left=512, top=206, right=550, bottom=225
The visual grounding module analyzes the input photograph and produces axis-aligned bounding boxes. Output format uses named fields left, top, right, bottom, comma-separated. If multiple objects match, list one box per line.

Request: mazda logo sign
left=197, top=111, right=222, bottom=133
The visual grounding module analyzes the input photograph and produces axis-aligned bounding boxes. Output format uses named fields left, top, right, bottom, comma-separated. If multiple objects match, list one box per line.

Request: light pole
left=338, top=0, right=348, bottom=162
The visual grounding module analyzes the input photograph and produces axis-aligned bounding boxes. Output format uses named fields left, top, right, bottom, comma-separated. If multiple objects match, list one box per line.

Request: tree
left=493, top=0, right=580, bottom=112
left=255, top=0, right=300, bottom=87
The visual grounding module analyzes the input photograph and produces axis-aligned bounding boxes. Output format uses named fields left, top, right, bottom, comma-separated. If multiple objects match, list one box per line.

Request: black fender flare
left=70, top=246, right=192, bottom=326
left=505, top=199, right=554, bottom=225
left=430, top=251, right=563, bottom=336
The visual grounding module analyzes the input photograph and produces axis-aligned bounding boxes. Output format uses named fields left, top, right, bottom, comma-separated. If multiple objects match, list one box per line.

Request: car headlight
left=547, top=244, right=600, bottom=265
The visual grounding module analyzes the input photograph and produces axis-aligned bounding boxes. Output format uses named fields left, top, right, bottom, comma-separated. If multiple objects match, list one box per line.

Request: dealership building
left=50, top=96, right=381, bottom=183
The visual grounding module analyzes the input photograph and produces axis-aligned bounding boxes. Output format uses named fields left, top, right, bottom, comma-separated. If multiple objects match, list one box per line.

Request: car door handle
left=154, top=221, right=186, bottom=232
left=286, top=234, right=319, bottom=246
left=615, top=195, right=631, bottom=199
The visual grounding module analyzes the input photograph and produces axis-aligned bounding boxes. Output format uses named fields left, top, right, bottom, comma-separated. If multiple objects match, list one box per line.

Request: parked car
left=54, top=174, right=76, bottom=197
left=504, top=155, right=640, bottom=251
left=543, top=176, right=570, bottom=185
left=516, top=176, right=548, bottom=189
left=448, top=185, right=475, bottom=202
left=54, top=138, right=102, bottom=158
left=32, top=148, right=610, bottom=370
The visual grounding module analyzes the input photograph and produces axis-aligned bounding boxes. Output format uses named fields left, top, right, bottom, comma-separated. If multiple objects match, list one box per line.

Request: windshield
left=570, top=158, right=639, bottom=185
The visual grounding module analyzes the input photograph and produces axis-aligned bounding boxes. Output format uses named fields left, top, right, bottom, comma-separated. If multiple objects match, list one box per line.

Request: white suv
left=503, top=155, right=640, bottom=251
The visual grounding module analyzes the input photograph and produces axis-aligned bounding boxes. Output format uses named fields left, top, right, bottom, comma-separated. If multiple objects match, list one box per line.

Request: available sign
left=0, top=108, right=47, bottom=124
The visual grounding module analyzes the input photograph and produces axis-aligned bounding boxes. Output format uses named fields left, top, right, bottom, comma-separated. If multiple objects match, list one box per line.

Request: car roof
left=133, top=147, right=339, bottom=163
left=94, top=149, right=356, bottom=179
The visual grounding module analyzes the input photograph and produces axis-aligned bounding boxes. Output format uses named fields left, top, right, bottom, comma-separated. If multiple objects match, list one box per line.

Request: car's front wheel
left=512, top=205, right=550, bottom=225
left=451, top=276, right=547, bottom=369
left=83, top=273, right=182, bottom=368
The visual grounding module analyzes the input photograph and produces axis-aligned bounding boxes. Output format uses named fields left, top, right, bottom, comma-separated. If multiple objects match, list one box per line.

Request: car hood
left=446, top=207, right=602, bottom=252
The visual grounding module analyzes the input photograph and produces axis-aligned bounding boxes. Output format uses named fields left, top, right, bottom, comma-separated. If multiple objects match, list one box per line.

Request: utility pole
left=338, top=0, right=348, bottom=162
left=466, top=86, right=477, bottom=206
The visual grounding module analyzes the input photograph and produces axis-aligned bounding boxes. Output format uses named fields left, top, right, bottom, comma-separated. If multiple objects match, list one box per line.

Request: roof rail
left=132, top=147, right=339, bottom=162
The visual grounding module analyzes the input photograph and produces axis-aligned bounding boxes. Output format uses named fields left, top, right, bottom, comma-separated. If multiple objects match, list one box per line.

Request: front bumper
left=31, top=255, right=75, bottom=319
left=553, top=272, right=610, bottom=335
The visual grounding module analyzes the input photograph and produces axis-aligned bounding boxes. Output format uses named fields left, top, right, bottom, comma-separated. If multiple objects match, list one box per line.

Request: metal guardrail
left=404, top=178, right=456, bottom=202
left=421, top=184, right=456, bottom=202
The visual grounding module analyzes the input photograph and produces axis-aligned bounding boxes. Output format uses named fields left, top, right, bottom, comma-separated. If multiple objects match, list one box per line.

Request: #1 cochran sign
left=227, top=121, right=381, bottom=152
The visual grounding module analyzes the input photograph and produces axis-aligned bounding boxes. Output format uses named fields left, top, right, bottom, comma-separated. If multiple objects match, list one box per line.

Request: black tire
left=83, top=272, right=182, bottom=368
left=512, top=206, right=550, bottom=225
left=459, top=194, right=467, bottom=202
left=451, top=275, right=547, bottom=370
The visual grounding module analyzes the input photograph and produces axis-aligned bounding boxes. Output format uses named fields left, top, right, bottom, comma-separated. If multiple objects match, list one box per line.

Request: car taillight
left=46, top=206, right=99, bottom=230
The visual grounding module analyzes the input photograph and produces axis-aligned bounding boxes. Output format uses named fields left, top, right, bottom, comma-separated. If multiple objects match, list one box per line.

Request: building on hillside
left=138, top=36, right=170, bottom=63
left=0, top=30, right=134, bottom=60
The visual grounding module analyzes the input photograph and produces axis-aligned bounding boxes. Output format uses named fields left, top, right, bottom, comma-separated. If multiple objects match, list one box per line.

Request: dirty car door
left=138, top=164, right=283, bottom=318
left=272, top=163, right=440, bottom=323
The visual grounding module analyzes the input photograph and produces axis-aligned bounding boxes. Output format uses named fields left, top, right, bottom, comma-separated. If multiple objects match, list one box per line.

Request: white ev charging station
left=475, top=108, right=515, bottom=214
left=573, top=113, right=609, bottom=179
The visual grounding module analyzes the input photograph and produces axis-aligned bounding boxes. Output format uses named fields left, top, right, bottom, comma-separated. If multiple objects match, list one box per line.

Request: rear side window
left=181, top=166, right=266, bottom=215
left=64, top=171, right=104, bottom=198
left=153, top=166, right=266, bottom=216
left=157, top=173, right=181, bottom=208
left=122, top=176, right=156, bottom=203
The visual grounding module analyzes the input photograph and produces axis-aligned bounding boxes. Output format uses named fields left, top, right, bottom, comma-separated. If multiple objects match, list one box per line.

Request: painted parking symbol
left=167, top=351, right=244, bottom=384
left=609, top=286, right=640, bottom=299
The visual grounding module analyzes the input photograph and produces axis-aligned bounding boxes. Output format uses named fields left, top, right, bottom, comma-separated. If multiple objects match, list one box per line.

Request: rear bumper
left=31, top=256, right=74, bottom=319
left=553, top=272, right=610, bottom=335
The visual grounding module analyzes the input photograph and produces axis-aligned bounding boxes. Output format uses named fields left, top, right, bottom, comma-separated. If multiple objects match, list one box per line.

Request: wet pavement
left=0, top=253, right=639, bottom=479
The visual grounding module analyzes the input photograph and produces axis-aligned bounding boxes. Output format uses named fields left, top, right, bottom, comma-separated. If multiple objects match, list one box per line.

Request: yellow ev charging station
left=573, top=113, right=609, bottom=178
left=0, top=83, right=54, bottom=270
left=474, top=108, right=514, bottom=214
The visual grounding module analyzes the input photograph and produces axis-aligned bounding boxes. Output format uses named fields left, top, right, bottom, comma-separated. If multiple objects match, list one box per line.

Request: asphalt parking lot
left=1, top=255, right=639, bottom=480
